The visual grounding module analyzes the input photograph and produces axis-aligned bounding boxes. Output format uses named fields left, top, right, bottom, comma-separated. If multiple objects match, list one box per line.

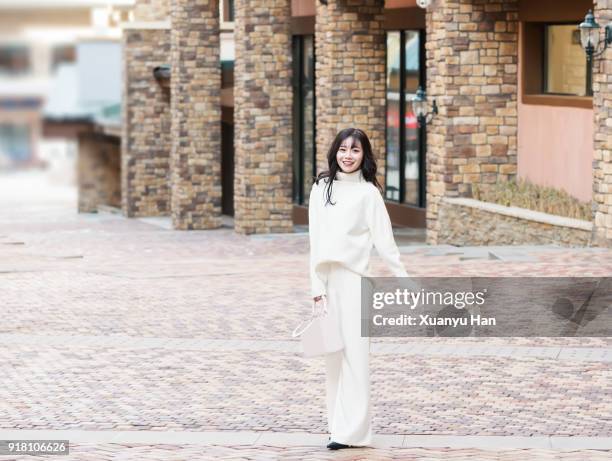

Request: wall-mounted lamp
left=579, top=9, right=612, bottom=62
left=153, top=64, right=171, bottom=88
left=411, top=86, right=438, bottom=127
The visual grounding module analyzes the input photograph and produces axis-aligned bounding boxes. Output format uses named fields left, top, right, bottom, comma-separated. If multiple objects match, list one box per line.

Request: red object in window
left=387, top=106, right=418, bottom=132
left=405, top=112, right=418, bottom=130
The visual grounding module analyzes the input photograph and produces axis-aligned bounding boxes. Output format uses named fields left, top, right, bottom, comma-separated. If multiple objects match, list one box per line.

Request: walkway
left=1, top=170, right=611, bottom=460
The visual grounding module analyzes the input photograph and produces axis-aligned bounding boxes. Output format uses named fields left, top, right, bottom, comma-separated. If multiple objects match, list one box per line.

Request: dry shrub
left=472, top=179, right=592, bottom=221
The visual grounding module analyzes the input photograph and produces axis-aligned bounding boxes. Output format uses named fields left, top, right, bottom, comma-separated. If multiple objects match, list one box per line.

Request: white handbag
left=292, top=296, right=344, bottom=358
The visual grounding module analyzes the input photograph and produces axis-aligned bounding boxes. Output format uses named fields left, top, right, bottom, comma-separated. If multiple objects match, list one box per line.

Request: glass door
left=385, top=29, right=426, bottom=208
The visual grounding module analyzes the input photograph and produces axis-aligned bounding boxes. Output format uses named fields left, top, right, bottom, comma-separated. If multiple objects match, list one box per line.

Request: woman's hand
left=313, top=294, right=327, bottom=315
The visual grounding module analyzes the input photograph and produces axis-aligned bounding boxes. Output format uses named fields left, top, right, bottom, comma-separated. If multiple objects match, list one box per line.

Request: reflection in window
left=386, top=31, right=401, bottom=202
left=221, top=0, right=235, bottom=22
left=221, top=60, right=234, bottom=89
left=403, top=32, right=420, bottom=206
left=545, top=24, right=588, bottom=96
left=386, top=30, right=424, bottom=206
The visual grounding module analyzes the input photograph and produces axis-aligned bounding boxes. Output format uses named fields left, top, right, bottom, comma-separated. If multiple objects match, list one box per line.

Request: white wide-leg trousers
left=324, top=262, right=372, bottom=447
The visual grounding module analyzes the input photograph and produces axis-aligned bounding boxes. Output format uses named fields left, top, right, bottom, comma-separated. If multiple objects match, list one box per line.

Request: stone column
left=170, top=0, right=222, bottom=230
left=233, top=0, right=293, bottom=234
left=315, top=0, right=386, bottom=184
left=426, top=0, right=518, bottom=244
left=121, top=1, right=172, bottom=217
left=593, top=0, right=612, bottom=247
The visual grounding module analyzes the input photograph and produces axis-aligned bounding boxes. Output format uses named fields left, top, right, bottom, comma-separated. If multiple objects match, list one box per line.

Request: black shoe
left=327, top=441, right=351, bottom=450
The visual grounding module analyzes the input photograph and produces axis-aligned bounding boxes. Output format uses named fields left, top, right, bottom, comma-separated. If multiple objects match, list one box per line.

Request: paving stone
left=1, top=170, right=611, bottom=459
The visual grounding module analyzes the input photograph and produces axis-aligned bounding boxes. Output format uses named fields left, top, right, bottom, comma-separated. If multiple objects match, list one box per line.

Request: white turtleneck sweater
left=309, top=168, right=409, bottom=298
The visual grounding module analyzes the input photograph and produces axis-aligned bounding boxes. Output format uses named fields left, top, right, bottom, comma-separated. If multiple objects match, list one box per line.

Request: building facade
left=82, top=0, right=612, bottom=247
left=1, top=0, right=132, bottom=170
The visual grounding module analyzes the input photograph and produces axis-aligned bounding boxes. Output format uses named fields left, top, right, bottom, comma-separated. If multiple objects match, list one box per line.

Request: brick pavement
left=3, top=443, right=612, bottom=461
left=1, top=170, right=611, bottom=459
left=1, top=345, right=611, bottom=436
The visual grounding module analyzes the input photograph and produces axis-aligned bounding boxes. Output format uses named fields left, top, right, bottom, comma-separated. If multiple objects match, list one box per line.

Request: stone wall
left=133, top=0, right=169, bottom=22
left=121, top=27, right=172, bottom=217
left=426, top=0, right=519, bottom=244
left=170, top=0, right=222, bottom=230
left=314, top=0, right=386, bottom=185
left=78, top=132, right=121, bottom=213
left=593, top=0, right=612, bottom=247
left=438, top=198, right=592, bottom=247
left=233, top=0, right=293, bottom=234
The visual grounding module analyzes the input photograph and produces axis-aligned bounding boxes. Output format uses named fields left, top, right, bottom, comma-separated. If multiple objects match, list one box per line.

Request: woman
left=309, top=127, right=409, bottom=450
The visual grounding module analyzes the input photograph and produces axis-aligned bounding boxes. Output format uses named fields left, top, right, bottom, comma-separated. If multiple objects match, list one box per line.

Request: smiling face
left=336, top=136, right=364, bottom=173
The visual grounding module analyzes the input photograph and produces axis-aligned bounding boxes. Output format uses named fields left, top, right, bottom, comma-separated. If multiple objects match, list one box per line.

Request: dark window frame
left=291, top=34, right=316, bottom=206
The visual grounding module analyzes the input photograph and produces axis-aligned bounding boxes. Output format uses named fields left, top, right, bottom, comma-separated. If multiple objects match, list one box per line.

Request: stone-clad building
left=78, top=0, right=612, bottom=247
left=121, top=1, right=171, bottom=218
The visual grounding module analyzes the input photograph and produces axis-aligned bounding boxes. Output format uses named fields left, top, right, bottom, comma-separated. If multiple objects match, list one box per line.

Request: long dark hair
left=314, top=127, right=383, bottom=206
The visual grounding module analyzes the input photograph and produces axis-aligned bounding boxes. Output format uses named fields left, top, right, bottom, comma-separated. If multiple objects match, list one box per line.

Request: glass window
left=386, top=30, right=425, bottom=207
left=545, top=24, right=589, bottom=96
left=301, top=35, right=315, bottom=205
left=403, top=31, right=420, bottom=206
left=0, top=45, right=30, bottom=76
left=221, top=60, right=234, bottom=89
left=223, top=0, right=235, bottom=22
left=0, top=124, right=31, bottom=164
left=292, top=34, right=316, bottom=206
left=386, top=31, right=401, bottom=202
